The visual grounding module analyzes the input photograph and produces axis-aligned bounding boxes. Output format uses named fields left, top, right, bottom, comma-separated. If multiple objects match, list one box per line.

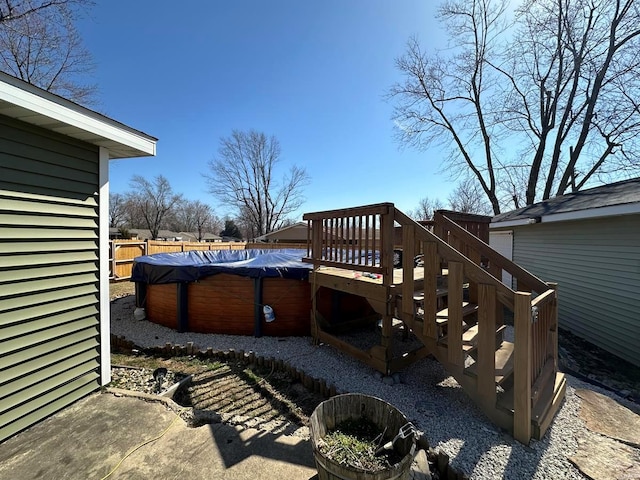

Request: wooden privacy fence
left=108, top=240, right=307, bottom=281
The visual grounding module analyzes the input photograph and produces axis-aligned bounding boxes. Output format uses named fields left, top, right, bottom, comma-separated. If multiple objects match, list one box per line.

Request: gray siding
left=0, top=115, right=101, bottom=442
left=507, top=216, right=640, bottom=367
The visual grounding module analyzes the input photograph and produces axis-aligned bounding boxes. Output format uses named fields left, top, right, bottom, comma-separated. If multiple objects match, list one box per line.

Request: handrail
left=303, top=202, right=394, bottom=220
left=531, top=288, right=556, bottom=308
left=433, top=212, right=550, bottom=294
left=394, top=208, right=516, bottom=309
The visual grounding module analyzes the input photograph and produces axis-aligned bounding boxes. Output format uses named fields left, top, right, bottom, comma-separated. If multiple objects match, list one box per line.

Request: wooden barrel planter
left=309, top=394, right=416, bottom=480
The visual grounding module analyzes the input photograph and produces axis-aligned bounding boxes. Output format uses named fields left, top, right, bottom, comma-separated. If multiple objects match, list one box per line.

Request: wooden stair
left=465, top=341, right=514, bottom=385
left=438, top=324, right=507, bottom=353
left=303, top=202, right=566, bottom=444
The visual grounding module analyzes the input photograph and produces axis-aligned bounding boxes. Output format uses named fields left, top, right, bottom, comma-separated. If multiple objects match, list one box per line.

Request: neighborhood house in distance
left=109, top=228, right=222, bottom=242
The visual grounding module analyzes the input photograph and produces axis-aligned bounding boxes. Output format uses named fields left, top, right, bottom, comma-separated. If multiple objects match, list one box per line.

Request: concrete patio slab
left=0, top=393, right=317, bottom=480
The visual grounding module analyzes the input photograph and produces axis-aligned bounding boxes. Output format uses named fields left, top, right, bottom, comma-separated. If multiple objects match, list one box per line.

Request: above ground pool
left=132, top=248, right=376, bottom=337
left=132, top=249, right=316, bottom=337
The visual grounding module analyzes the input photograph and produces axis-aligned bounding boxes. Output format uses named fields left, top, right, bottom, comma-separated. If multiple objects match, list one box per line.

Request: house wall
left=0, top=115, right=102, bottom=442
left=497, top=215, right=640, bottom=367
left=263, top=225, right=307, bottom=243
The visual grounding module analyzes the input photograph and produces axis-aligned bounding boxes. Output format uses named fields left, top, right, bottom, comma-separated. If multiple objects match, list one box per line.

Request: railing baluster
left=329, top=217, right=334, bottom=262
left=365, top=215, right=370, bottom=266
left=324, top=217, right=328, bottom=262
left=371, top=215, right=377, bottom=264
left=357, top=215, right=363, bottom=265
left=307, top=221, right=312, bottom=259
left=351, top=216, right=356, bottom=265
left=338, top=217, right=343, bottom=263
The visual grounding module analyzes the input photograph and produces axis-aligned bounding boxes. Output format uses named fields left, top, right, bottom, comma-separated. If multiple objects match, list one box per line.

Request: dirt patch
left=110, top=281, right=135, bottom=299
left=174, top=360, right=326, bottom=435
left=558, top=329, right=640, bottom=403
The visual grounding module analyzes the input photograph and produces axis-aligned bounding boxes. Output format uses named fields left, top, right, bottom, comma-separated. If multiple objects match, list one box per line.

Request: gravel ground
left=110, top=295, right=635, bottom=479
left=109, top=366, right=187, bottom=395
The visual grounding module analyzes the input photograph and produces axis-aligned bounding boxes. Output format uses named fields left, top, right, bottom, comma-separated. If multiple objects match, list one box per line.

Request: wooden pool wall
left=139, top=273, right=376, bottom=337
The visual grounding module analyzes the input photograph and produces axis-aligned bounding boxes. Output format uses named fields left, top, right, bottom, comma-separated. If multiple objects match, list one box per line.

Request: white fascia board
left=0, top=80, right=156, bottom=157
left=489, top=218, right=535, bottom=228
left=541, top=202, right=640, bottom=223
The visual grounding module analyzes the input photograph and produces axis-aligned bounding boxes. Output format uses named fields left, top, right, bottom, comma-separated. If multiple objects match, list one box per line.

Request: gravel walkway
left=110, top=296, right=633, bottom=479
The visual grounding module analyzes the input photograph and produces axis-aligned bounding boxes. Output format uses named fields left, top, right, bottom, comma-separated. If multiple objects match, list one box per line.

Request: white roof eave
left=491, top=201, right=640, bottom=228
left=0, top=73, right=156, bottom=159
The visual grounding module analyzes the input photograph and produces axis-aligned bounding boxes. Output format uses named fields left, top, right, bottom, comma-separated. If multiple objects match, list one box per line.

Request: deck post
left=548, top=282, right=558, bottom=371
left=381, top=205, right=394, bottom=285
left=514, top=291, right=532, bottom=444
left=380, top=206, right=395, bottom=373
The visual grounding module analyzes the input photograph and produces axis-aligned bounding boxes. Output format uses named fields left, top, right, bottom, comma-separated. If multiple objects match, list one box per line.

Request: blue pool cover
left=131, top=249, right=313, bottom=284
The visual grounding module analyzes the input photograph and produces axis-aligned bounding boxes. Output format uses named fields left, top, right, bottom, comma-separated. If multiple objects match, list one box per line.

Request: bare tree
left=169, top=199, right=219, bottom=241
left=128, top=175, right=182, bottom=240
left=205, top=130, right=309, bottom=237
left=408, top=196, right=444, bottom=220
left=0, top=0, right=96, bottom=103
left=0, top=1, right=85, bottom=23
left=109, top=192, right=126, bottom=228
left=119, top=195, right=145, bottom=230
left=448, top=177, right=494, bottom=215
left=390, top=0, right=640, bottom=213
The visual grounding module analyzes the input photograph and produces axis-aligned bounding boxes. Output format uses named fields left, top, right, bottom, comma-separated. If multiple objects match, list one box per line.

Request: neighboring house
left=178, top=231, right=223, bottom=242
left=109, top=229, right=222, bottom=242
left=256, top=222, right=307, bottom=243
left=0, top=72, right=157, bottom=442
left=220, top=235, right=243, bottom=242
left=490, top=178, right=640, bottom=367
left=109, top=227, right=124, bottom=239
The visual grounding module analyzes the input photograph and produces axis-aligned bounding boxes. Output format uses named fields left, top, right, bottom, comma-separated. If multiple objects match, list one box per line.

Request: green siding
left=507, top=216, right=640, bottom=366
left=0, top=115, right=101, bottom=443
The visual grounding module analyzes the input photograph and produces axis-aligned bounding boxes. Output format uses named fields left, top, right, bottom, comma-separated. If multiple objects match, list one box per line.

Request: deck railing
left=303, top=203, right=395, bottom=284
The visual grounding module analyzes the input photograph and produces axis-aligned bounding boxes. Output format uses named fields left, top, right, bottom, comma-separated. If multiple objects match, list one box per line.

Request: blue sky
left=78, top=1, right=451, bottom=220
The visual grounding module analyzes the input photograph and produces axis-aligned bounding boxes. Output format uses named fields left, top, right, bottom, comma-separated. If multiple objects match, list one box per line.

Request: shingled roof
left=492, top=177, right=640, bottom=225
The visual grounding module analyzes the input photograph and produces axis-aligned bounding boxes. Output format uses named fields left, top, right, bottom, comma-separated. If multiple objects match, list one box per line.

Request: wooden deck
left=303, top=203, right=566, bottom=444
